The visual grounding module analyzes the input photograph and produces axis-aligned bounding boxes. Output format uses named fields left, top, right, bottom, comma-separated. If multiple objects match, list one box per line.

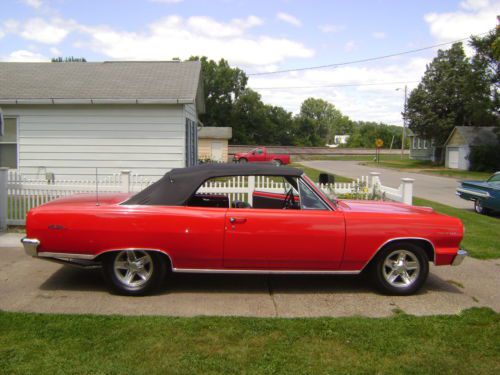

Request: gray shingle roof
left=448, top=126, right=498, bottom=146
left=0, top=61, right=204, bottom=112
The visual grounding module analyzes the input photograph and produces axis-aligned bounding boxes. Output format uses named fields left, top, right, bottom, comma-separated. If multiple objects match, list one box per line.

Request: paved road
left=1, top=233, right=498, bottom=317
left=301, top=160, right=471, bottom=209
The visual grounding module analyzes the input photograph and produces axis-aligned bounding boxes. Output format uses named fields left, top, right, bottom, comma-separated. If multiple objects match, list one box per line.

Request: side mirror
left=251, top=151, right=256, bottom=155
left=319, top=173, right=335, bottom=185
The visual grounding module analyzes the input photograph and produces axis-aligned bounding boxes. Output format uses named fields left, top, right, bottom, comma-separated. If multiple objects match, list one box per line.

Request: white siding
left=3, top=104, right=186, bottom=179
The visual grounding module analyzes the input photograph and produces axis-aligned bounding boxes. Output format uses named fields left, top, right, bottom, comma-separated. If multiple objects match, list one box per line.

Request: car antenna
left=95, top=168, right=100, bottom=206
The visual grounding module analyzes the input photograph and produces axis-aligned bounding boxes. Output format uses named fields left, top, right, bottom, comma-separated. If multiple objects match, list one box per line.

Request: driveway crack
left=267, top=276, right=278, bottom=317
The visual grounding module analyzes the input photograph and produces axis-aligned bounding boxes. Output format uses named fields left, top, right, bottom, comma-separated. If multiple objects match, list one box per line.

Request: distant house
left=327, top=134, right=350, bottom=148
left=0, top=61, right=205, bottom=179
left=406, top=128, right=435, bottom=161
left=444, top=126, right=497, bottom=170
left=198, top=127, right=232, bottom=162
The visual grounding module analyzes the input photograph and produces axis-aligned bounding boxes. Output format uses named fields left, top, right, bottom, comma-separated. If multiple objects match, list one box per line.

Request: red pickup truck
left=233, top=146, right=291, bottom=165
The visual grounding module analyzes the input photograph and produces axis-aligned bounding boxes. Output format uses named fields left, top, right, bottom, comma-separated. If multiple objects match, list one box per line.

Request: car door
left=223, top=179, right=345, bottom=270
left=251, top=148, right=266, bottom=162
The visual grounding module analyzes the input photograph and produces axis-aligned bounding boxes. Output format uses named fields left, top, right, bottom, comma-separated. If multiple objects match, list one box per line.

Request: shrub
left=468, top=142, right=500, bottom=172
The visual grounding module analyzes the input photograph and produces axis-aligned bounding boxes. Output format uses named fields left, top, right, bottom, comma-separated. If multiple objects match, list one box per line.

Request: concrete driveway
left=1, top=233, right=498, bottom=317
left=301, top=160, right=471, bottom=209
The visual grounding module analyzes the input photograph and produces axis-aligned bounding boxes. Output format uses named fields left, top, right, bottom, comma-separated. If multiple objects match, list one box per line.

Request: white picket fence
left=0, top=168, right=413, bottom=227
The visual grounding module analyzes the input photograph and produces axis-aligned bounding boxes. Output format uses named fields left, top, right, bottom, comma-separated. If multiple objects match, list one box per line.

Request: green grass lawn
left=413, top=198, right=499, bottom=259
left=297, top=154, right=404, bottom=162
left=0, top=308, right=498, bottom=375
left=291, top=163, right=353, bottom=183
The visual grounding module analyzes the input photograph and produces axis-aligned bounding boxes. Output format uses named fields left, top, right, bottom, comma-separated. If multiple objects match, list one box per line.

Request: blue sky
left=1, top=0, right=498, bottom=124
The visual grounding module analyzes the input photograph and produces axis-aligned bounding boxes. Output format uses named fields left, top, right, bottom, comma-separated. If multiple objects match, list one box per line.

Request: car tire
left=272, top=159, right=282, bottom=166
left=474, top=200, right=489, bottom=215
left=102, top=250, right=167, bottom=296
left=370, top=242, right=429, bottom=296
left=239, top=158, right=247, bottom=163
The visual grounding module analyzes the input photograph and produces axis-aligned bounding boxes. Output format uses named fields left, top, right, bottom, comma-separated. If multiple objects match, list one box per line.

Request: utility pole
left=400, top=85, right=407, bottom=160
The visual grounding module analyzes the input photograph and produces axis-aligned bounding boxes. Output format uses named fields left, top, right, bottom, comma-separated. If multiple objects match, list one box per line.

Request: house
left=444, top=126, right=497, bottom=170
left=406, top=128, right=435, bottom=161
left=326, top=134, right=350, bottom=148
left=0, top=61, right=205, bottom=179
left=198, top=127, right=232, bottom=162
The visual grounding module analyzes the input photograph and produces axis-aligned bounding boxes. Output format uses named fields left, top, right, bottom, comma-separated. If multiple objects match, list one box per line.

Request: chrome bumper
left=21, top=237, right=40, bottom=257
left=452, top=249, right=468, bottom=266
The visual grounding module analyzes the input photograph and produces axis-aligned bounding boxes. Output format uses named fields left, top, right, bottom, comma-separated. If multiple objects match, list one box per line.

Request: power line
left=252, top=80, right=420, bottom=90
left=248, top=32, right=489, bottom=76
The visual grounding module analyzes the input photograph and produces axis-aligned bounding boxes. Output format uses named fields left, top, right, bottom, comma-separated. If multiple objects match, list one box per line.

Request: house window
left=423, top=139, right=427, bottom=149
left=417, top=138, right=421, bottom=149
left=0, top=117, right=18, bottom=168
left=185, top=119, right=198, bottom=167
left=412, top=137, right=417, bottom=149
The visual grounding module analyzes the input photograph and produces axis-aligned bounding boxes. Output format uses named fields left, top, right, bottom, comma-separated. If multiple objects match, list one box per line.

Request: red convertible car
left=22, top=164, right=467, bottom=296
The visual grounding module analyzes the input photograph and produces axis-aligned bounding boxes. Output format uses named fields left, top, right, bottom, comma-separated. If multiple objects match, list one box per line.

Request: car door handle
left=229, top=217, right=247, bottom=224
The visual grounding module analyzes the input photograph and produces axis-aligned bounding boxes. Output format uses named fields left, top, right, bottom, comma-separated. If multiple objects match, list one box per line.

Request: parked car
left=22, top=163, right=466, bottom=296
left=456, top=172, right=500, bottom=215
left=233, top=146, right=290, bottom=165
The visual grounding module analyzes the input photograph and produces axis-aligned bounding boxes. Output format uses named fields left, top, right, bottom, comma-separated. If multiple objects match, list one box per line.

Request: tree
left=189, top=56, right=248, bottom=129
left=346, top=121, right=403, bottom=149
left=470, top=24, right=500, bottom=116
left=295, top=98, right=351, bottom=146
left=51, top=56, right=87, bottom=62
left=405, top=43, right=497, bottom=156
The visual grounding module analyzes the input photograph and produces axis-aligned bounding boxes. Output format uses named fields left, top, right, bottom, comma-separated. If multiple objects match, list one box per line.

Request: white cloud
left=1, top=49, right=47, bottom=62
left=21, top=0, right=43, bottom=9
left=372, top=31, right=387, bottom=39
left=424, top=0, right=499, bottom=42
left=49, top=47, right=61, bottom=56
left=319, top=24, right=345, bottom=33
left=76, top=15, right=313, bottom=66
left=8, top=18, right=73, bottom=44
left=248, top=58, right=428, bottom=124
left=0, top=30, right=4, bottom=39
left=344, top=40, right=357, bottom=52
left=186, top=15, right=262, bottom=37
left=276, top=12, right=302, bottom=27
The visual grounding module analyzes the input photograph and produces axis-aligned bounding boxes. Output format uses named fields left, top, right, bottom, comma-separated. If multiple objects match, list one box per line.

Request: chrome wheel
left=474, top=200, right=484, bottom=214
left=113, top=250, right=153, bottom=290
left=382, top=250, right=420, bottom=288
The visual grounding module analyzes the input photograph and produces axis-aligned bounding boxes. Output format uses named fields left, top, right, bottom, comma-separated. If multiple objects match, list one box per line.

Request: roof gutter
left=0, top=98, right=196, bottom=105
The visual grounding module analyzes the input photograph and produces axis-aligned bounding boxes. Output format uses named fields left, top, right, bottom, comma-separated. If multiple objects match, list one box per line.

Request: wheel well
left=363, top=238, right=435, bottom=271
left=95, top=249, right=173, bottom=270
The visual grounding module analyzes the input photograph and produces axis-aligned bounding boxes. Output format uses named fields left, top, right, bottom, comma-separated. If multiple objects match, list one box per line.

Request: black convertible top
left=123, top=163, right=303, bottom=206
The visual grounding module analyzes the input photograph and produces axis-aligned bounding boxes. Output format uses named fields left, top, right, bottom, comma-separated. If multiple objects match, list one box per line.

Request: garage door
left=448, top=149, right=459, bottom=169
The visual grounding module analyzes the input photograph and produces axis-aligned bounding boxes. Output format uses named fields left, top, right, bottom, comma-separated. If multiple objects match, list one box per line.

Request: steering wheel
left=283, top=188, right=295, bottom=209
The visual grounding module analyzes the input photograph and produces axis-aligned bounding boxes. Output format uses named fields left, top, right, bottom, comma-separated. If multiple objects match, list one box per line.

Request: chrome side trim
left=38, top=252, right=95, bottom=260
left=359, top=237, right=437, bottom=271
left=456, top=188, right=490, bottom=198
left=452, top=249, right=468, bottom=266
left=21, top=238, right=40, bottom=257
left=172, top=268, right=360, bottom=275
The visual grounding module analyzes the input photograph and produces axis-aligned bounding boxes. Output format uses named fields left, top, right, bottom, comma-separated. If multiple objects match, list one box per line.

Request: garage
left=444, top=126, right=496, bottom=171
left=447, top=148, right=460, bottom=169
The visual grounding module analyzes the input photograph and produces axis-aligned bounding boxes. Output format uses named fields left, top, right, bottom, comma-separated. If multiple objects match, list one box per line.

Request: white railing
left=0, top=169, right=413, bottom=228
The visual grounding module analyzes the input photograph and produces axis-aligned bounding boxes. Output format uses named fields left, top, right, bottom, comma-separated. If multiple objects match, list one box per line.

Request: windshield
left=302, top=174, right=338, bottom=207
left=488, top=173, right=500, bottom=183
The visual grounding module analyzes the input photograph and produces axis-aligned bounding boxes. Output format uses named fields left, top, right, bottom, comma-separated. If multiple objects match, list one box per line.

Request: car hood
left=339, top=200, right=434, bottom=214
left=461, top=180, right=490, bottom=188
